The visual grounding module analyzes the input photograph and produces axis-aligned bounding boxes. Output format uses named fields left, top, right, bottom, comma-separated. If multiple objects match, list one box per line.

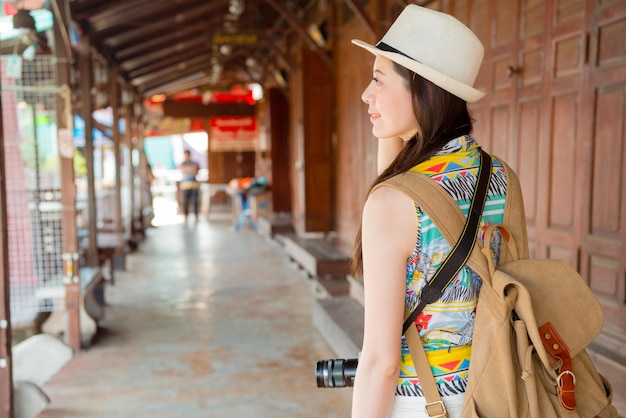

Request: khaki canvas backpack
left=383, top=155, right=617, bottom=418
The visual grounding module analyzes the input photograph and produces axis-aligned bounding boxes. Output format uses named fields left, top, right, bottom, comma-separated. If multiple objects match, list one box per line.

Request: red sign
left=209, top=116, right=257, bottom=151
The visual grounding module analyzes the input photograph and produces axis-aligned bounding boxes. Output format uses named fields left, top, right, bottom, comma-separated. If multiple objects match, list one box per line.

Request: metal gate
left=0, top=54, right=65, bottom=327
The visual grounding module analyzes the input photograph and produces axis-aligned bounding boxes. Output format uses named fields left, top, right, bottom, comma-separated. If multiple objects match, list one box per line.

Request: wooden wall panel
left=523, top=0, right=546, bottom=38
left=554, top=34, right=585, bottom=78
left=302, top=49, right=334, bottom=232
left=554, top=0, right=585, bottom=27
left=289, top=47, right=334, bottom=233
left=535, top=0, right=585, bottom=266
left=470, top=0, right=491, bottom=96
left=585, top=83, right=626, bottom=327
left=490, top=105, right=511, bottom=158
left=597, top=18, right=626, bottom=67
left=578, top=0, right=626, bottom=334
left=494, top=0, right=516, bottom=48
left=474, top=0, right=519, bottom=165
left=520, top=47, right=543, bottom=87
left=267, top=88, right=292, bottom=213
left=516, top=100, right=541, bottom=229
left=515, top=0, right=548, bottom=256
left=547, top=94, right=577, bottom=230
left=591, top=88, right=622, bottom=235
left=207, top=151, right=255, bottom=184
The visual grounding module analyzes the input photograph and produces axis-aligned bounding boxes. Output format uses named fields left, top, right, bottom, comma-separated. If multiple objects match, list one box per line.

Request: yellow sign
left=212, top=32, right=258, bottom=46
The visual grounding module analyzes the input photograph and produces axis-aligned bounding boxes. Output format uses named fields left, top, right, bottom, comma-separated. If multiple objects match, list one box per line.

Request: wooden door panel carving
left=554, top=0, right=585, bottom=27
left=547, top=94, right=578, bottom=231
left=585, top=83, right=626, bottom=328
left=490, top=105, right=512, bottom=159
left=516, top=100, right=541, bottom=234
left=580, top=0, right=626, bottom=330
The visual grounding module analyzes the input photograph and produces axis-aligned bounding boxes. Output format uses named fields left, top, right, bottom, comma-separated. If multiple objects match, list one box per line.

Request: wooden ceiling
left=1, top=0, right=435, bottom=101
left=68, top=0, right=334, bottom=99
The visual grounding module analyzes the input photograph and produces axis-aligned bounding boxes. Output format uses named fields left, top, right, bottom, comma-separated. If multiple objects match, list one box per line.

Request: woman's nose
left=361, top=83, right=372, bottom=104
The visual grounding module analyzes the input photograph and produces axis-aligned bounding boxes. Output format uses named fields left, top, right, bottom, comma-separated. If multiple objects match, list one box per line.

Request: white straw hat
left=352, top=5, right=485, bottom=103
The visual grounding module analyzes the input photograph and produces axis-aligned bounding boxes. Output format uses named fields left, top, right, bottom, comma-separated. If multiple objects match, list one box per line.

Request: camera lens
left=315, top=358, right=358, bottom=388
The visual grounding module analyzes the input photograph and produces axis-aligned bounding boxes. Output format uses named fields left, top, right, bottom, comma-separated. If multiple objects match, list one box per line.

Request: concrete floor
left=38, top=211, right=353, bottom=417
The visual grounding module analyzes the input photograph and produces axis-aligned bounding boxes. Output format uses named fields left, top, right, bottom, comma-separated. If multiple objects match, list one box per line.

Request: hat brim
left=352, top=39, right=485, bottom=103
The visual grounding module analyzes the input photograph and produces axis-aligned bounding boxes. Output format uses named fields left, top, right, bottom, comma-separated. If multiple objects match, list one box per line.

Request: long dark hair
left=352, top=62, right=474, bottom=276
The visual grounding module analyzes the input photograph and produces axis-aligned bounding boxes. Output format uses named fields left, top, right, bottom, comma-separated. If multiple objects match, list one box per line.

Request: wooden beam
left=343, top=0, right=377, bottom=39
left=142, top=71, right=209, bottom=97
left=136, top=47, right=263, bottom=94
left=115, top=19, right=214, bottom=61
left=130, top=53, right=211, bottom=87
left=123, top=37, right=210, bottom=74
left=102, top=2, right=223, bottom=49
left=70, top=0, right=145, bottom=20
left=263, top=0, right=332, bottom=69
left=162, top=101, right=256, bottom=118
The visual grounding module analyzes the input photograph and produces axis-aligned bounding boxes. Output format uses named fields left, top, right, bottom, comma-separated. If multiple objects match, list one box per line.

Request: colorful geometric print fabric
left=396, top=136, right=507, bottom=398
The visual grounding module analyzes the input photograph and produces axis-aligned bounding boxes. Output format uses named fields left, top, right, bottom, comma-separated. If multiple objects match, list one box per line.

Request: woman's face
left=361, top=55, right=418, bottom=141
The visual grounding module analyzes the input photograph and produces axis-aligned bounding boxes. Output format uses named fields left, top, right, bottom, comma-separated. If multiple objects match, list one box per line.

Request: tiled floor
left=38, top=210, right=353, bottom=417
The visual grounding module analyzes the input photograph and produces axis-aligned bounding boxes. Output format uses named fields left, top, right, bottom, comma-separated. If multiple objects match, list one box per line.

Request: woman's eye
left=370, top=76, right=380, bottom=84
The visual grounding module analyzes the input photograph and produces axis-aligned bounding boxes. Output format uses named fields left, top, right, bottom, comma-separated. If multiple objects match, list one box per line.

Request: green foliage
left=73, top=150, right=88, bottom=178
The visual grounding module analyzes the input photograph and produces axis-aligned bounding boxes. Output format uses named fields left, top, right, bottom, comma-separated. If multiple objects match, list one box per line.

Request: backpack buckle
left=425, top=400, right=448, bottom=417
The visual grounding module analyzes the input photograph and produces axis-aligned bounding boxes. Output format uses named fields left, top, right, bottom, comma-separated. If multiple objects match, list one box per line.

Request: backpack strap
left=404, top=305, right=449, bottom=418
left=497, top=158, right=529, bottom=261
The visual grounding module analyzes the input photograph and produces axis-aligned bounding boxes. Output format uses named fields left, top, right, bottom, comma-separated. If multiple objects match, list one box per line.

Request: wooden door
left=580, top=0, right=626, bottom=331
left=464, top=0, right=626, bottom=335
left=207, top=151, right=255, bottom=184
left=267, top=88, right=292, bottom=214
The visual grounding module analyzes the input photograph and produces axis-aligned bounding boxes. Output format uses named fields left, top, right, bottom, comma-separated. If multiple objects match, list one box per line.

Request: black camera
left=315, top=358, right=358, bottom=388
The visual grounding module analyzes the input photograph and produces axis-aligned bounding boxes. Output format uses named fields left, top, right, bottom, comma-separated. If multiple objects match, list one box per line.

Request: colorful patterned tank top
left=396, top=136, right=508, bottom=398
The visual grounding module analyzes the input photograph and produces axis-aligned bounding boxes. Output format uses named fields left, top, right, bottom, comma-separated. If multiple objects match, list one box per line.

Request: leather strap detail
left=404, top=307, right=447, bottom=416
left=539, top=322, right=576, bottom=411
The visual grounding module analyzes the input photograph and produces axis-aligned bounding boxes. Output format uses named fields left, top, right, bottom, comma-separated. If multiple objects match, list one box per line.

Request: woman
left=350, top=5, right=523, bottom=418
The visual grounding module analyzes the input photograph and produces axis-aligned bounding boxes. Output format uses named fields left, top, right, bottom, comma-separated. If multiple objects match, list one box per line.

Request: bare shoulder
left=363, top=185, right=415, bottom=229
left=362, top=185, right=416, bottom=262
left=364, top=185, right=414, bottom=213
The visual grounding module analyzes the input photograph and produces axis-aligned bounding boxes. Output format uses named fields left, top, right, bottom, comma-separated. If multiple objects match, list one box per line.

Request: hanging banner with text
left=209, top=116, right=258, bottom=151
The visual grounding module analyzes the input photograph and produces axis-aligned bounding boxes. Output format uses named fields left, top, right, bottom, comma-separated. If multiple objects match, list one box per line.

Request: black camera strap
left=401, top=148, right=492, bottom=335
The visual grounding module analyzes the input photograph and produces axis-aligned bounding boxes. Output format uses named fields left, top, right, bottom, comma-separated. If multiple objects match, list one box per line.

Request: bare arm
left=351, top=186, right=416, bottom=417
left=377, top=137, right=405, bottom=174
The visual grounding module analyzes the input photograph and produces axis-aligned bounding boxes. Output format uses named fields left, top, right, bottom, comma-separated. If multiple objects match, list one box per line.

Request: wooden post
left=123, top=90, right=135, bottom=236
left=54, top=0, right=81, bottom=350
left=136, top=104, right=149, bottom=229
left=0, top=79, right=15, bottom=418
left=78, top=35, right=99, bottom=266
left=110, top=68, right=123, bottom=234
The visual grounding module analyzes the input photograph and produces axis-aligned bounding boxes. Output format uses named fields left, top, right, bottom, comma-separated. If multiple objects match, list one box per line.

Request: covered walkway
left=37, top=206, right=353, bottom=417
